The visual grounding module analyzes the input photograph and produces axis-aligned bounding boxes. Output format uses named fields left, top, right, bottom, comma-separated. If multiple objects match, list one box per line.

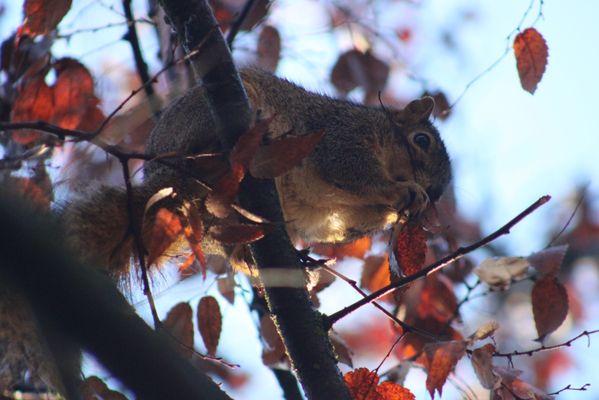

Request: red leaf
left=183, top=207, right=207, bottom=278
left=256, top=25, right=281, bottom=73
left=424, top=340, right=466, bottom=398
left=531, top=275, right=569, bottom=340
left=343, top=368, right=415, bottom=400
left=416, top=274, right=457, bottom=323
left=209, top=223, right=266, bottom=244
left=249, top=130, right=325, bottom=178
left=162, top=302, right=194, bottom=358
left=205, top=163, right=244, bottom=218
left=197, top=296, right=222, bottom=357
left=394, top=223, right=427, bottom=276
left=527, top=245, right=568, bottom=276
left=51, top=58, right=98, bottom=130
left=230, top=116, right=272, bottom=169
left=513, top=28, right=548, bottom=94
left=146, top=208, right=183, bottom=266
left=10, top=76, right=53, bottom=144
left=20, top=0, right=72, bottom=36
left=217, top=275, right=236, bottom=304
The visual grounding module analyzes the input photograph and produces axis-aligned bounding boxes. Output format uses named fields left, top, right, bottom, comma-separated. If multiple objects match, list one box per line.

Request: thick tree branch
left=0, top=193, right=231, bottom=400
left=156, top=1, right=352, bottom=398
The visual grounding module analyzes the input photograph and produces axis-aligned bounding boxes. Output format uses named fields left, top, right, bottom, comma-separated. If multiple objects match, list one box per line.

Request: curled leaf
left=474, top=256, right=530, bottom=289
left=470, top=344, right=498, bottom=390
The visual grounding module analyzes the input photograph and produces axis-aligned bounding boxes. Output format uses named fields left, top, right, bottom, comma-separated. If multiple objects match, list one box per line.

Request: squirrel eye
left=413, top=132, right=431, bottom=151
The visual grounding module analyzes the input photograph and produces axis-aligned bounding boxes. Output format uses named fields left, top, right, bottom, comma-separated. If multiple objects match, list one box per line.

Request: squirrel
left=62, top=67, right=451, bottom=279
left=0, top=67, right=451, bottom=394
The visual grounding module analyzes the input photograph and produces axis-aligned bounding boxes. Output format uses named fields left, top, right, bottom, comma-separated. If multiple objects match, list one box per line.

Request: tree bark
left=156, top=1, right=352, bottom=398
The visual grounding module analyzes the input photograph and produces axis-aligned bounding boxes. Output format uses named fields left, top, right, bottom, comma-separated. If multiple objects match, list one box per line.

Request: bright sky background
left=1, top=0, right=598, bottom=399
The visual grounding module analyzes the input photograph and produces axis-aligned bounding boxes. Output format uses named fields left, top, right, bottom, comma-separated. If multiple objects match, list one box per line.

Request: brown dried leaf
left=471, top=343, right=498, bottom=390
left=21, top=0, right=72, bottom=36
left=256, top=25, right=281, bottom=72
left=329, top=330, right=353, bottom=367
left=468, top=320, right=499, bottom=343
left=394, top=223, right=427, bottom=276
left=531, top=275, right=568, bottom=341
left=527, top=245, right=568, bottom=276
left=197, top=296, right=222, bottom=356
left=230, top=116, right=272, bottom=169
left=513, top=28, right=548, bottom=94
left=260, top=315, right=286, bottom=366
left=331, top=49, right=390, bottom=99
left=424, top=340, right=466, bottom=398
left=163, top=302, right=194, bottom=358
left=217, top=275, right=236, bottom=304
left=81, top=376, right=128, bottom=400
left=209, top=223, right=266, bottom=245
left=249, top=130, right=325, bottom=178
left=146, top=208, right=183, bottom=266
left=205, top=163, right=244, bottom=218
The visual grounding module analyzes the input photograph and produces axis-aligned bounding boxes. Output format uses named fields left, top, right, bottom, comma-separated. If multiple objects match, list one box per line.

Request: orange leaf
left=21, top=0, right=72, bottom=36
left=513, top=28, right=548, bottom=94
left=209, top=223, right=266, bottom=245
left=344, top=368, right=380, bottom=400
left=344, top=368, right=415, bottom=400
left=312, top=236, right=372, bottom=260
left=361, top=256, right=391, bottom=294
left=424, top=340, right=466, bottom=398
left=146, top=208, right=183, bottom=266
left=10, top=76, right=53, bottom=144
left=249, top=130, right=325, bottom=178
left=376, top=381, right=415, bottom=400
left=531, top=275, right=569, bottom=341
left=184, top=207, right=206, bottom=278
left=197, top=296, right=222, bottom=357
left=162, top=302, right=194, bottom=358
left=394, top=223, right=427, bottom=276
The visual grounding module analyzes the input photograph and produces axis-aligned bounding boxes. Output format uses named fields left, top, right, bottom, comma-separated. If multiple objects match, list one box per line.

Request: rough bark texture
left=157, top=1, right=352, bottom=398
left=0, top=193, right=231, bottom=400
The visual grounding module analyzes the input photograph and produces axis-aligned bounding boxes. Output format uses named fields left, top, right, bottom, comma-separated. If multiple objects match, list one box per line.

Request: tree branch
left=326, top=195, right=551, bottom=328
left=0, top=193, right=231, bottom=400
left=155, top=1, right=352, bottom=398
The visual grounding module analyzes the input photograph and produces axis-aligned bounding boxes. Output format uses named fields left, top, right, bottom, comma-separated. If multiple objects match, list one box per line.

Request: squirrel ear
left=397, top=96, right=435, bottom=123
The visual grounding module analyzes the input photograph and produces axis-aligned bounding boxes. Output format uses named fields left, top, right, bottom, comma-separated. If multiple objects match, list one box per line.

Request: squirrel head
left=383, top=96, right=451, bottom=203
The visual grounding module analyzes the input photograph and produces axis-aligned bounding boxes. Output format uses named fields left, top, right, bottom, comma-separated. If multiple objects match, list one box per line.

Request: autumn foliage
left=0, top=0, right=596, bottom=399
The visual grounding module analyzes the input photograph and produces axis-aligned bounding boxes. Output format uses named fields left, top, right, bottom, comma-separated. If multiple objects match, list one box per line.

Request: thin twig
left=119, top=159, right=161, bottom=329
left=547, top=186, right=587, bottom=247
left=548, top=383, right=590, bottom=396
left=226, top=0, right=258, bottom=49
left=122, top=0, right=162, bottom=120
left=325, top=195, right=551, bottom=328
left=320, top=263, right=438, bottom=341
left=491, top=329, right=599, bottom=360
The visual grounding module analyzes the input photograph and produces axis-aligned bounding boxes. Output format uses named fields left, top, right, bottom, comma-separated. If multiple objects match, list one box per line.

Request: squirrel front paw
left=396, top=181, right=429, bottom=217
